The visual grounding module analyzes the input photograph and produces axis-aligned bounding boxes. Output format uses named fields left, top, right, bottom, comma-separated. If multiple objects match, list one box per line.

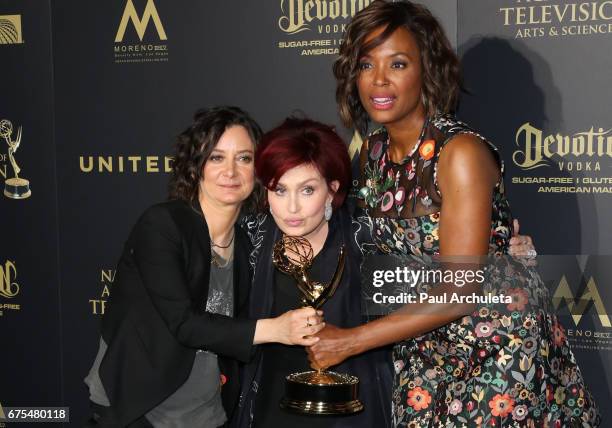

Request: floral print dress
left=354, top=115, right=600, bottom=427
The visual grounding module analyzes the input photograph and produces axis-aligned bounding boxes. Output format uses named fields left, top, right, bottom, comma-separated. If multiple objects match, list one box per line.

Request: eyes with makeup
left=273, top=183, right=317, bottom=197
left=358, top=59, right=408, bottom=71
left=208, top=152, right=253, bottom=163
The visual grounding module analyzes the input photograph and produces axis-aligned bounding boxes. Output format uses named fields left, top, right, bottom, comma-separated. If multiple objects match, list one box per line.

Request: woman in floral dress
left=307, top=2, right=600, bottom=427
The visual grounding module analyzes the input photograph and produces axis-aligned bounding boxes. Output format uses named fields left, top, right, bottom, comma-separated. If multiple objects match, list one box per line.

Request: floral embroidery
left=419, top=139, right=436, bottom=160
left=507, top=287, right=529, bottom=311
left=475, top=321, right=494, bottom=338
left=552, top=320, right=567, bottom=346
left=489, top=393, right=515, bottom=418
left=407, top=387, right=432, bottom=411
left=354, top=115, right=600, bottom=427
left=448, top=399, right=462, bottom=415
left=406, top=159, right=416, bottom=180
left=381, top=191, right=394, bottom=212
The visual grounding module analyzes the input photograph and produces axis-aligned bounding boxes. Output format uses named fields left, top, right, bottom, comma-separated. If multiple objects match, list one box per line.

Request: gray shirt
left=85, top=255, right=234, bottom=428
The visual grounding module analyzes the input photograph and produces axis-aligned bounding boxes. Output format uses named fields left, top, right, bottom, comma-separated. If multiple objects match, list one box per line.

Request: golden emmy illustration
left=1, top=119, right=31, bottom=199
left=272, top=235, right=363, bottom=415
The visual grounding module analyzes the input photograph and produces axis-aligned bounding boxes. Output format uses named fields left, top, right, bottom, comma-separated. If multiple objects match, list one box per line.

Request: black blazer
left=98, top=199, right=256, bottom=427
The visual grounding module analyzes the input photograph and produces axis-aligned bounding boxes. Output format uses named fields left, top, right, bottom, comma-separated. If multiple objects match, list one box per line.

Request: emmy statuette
left=1, top=119, right=31, bottom=199
left=272, top=235, right=363, bottom=415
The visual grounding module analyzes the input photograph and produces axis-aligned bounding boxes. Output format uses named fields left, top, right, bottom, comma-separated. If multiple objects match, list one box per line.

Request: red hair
left=255, top=117, right=351, bottom=209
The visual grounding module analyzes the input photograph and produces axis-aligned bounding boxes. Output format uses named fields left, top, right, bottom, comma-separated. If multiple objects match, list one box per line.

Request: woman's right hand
left=254, top=307, right=324, bottom=346
left=274, top=307, right=325, bottom=346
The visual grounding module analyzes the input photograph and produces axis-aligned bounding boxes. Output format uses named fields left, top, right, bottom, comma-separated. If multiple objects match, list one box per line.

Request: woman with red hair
left=235, top=117, right=392, bottom=428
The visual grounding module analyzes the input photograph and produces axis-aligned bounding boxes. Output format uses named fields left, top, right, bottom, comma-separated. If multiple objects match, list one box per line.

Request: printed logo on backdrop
left=0, top=15, right=23, bottom=44
left=89, top=269, right=113, bottom=315
left=553, top=275, right=612, bottom=352
left=79, top=155, right=173, bottom=173
left=277, top=0, right=374, bottom=56
left=499, top=1, right=612, bottom=39
left=0, top=260, right=22, bottom=317
left=0, top=119, right=31, bottom=199
left=114, top=0, right=168, bottom=64
left=511, top=123, right=612, bottom=194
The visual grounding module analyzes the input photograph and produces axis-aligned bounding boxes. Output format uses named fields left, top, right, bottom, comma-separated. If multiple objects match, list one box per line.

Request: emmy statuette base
left=280, top=370, right=364, bottom=415
left=4, top=177, right=31, bottom=199
left=280, top=398, right=364, bottom=415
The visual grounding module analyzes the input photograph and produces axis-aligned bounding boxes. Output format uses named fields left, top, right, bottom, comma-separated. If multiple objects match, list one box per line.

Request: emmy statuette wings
left=272, top=235, right=345, bottom=309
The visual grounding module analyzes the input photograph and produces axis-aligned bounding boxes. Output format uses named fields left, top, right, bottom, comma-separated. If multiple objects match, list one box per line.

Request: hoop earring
left=324, top=200, right=332, bottom=221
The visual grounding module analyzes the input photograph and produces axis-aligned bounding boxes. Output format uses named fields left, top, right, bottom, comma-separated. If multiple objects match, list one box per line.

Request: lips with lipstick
left=370, top=95, right=396, bottom=110
left=218, top=183, right=241, bottom=190
left=284, top=218, right=304, bottom=227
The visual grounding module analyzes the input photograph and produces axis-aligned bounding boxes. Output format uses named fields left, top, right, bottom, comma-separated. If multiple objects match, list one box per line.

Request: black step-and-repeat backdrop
left=1, top=0, right=610, bottom=425
left=0, top=0, right=62, bottom=409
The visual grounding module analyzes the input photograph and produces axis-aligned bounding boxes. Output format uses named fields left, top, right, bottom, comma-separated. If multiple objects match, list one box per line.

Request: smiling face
left=267, top=163, right=338, bottom=241
left=199, top=125, right=255, bottom=208
left=357, top=26, right=425, bottom=128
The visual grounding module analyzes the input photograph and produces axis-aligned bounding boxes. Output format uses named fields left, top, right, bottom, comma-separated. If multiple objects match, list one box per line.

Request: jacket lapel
left=233, top=226, right=251, bottom=316
left=187, top=202, right=212, bottom=307
left=249, top=217, right=278, bottom=320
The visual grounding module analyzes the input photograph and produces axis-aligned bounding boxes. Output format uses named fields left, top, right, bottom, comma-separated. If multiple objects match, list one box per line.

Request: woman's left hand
left=306, top=324, right=356, bottom=370
left=508, top=219, right=537, bottom=261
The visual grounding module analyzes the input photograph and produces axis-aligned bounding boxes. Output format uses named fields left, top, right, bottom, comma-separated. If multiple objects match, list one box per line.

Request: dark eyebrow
left=210, top=149, right=254, bottom=154
left=359, top=51, right=411, bottom=60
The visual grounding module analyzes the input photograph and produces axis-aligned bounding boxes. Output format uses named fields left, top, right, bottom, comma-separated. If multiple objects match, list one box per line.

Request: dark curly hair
left=334, top=1, right=461, bottom=135
left=168, top=106, right=264, bottom=214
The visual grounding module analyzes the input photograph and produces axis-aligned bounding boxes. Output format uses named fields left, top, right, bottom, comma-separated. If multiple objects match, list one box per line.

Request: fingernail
left=317, top=310, right=323, bottom=315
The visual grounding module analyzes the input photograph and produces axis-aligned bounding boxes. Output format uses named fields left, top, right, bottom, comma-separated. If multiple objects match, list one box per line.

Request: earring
left=269, top=206, right=275, bottom=216
left=324, top=200, right=332, bottom=221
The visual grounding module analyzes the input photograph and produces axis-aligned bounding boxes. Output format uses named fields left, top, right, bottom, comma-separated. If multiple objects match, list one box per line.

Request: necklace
left=211, top=231, right=235, bottom=249
left=211, top=231, right=234, bottom=267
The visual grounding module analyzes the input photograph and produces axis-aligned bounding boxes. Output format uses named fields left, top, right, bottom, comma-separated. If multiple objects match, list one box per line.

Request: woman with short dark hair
left=334, top=0, right=460, bottom=137
left=308, top=2, right=600, bottom=426
left=84, top=106, right=324, bottom=427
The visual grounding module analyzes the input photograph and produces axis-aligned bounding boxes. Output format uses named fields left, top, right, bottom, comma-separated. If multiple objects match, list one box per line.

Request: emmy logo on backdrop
left=1, top=119, right=31, bottom=199
left=272, top=235, right=364, bottom=415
